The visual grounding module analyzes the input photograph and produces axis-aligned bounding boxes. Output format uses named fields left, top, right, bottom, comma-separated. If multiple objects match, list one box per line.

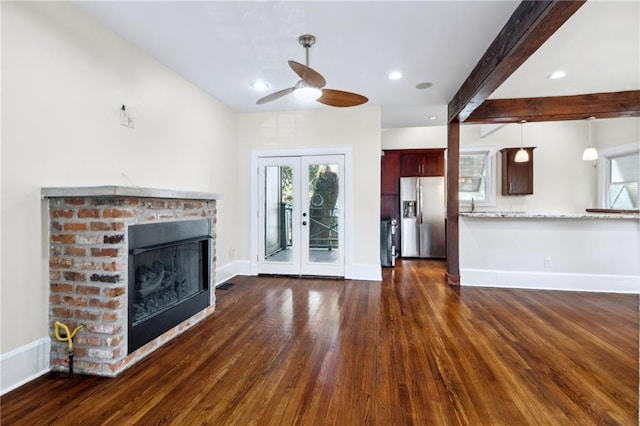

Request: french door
left=258, top=155, right=345, bottom=277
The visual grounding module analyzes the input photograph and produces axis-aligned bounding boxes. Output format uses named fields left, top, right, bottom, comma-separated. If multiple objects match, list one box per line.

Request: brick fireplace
left=42, top=186, right=220, bottom=377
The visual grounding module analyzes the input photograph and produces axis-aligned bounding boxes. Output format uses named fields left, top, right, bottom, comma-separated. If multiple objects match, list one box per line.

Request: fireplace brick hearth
left=42, top=186, right=220, bottom=377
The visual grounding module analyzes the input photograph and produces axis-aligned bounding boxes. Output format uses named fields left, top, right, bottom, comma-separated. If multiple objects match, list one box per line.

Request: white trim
left=347, top=264, right=382, bottom=281
left=250, top=146, right=354, bottom=278
left=459, top=146, right=497, bottom=207
left=215, top=260, right=251, bottom=285
left=461, top=268, right=640, bottom=293
left=1, top=338, right=51, bottom=395
left=597, top=142, right=640, bottom=209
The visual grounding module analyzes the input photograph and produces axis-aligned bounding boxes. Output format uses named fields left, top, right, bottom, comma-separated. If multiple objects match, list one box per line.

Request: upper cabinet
left=500, top=147, right=535, bottom=195
left=400, top=149, right=445, bottom=177
left=381, top=151, right=401, bottom=195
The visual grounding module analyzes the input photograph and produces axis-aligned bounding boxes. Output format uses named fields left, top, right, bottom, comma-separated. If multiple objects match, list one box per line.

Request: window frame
left=597, top=143, right=640, bottom=210
left=459, top=146, right=497, bottom=208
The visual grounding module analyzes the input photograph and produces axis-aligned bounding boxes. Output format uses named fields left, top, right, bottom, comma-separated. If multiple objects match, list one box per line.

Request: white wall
left=1, top=2, right=239, bottom=391
left=237, top=107, right=382, bottom=279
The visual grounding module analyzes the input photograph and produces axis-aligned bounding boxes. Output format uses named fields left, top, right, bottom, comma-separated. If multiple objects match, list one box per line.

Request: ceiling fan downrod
left=298, top=34, right=316, bottom=67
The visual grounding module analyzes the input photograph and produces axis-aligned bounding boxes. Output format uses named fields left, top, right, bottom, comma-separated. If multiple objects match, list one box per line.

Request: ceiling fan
left=256, top=34, right=368, bottom=108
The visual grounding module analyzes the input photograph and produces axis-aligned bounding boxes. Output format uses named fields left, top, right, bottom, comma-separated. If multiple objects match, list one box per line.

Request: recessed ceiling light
left=388, top=71, right=403, bottom=81
left=416, top=82, right=433, bottom=90
left=429, top=116, right=437, bottom=120
left=251, top=80, right=269, bottom=90
left=548, top=71, right=566, bottom=80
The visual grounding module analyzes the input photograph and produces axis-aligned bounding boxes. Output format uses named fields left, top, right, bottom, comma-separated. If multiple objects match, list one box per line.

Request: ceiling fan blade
left=288, top=60, right=326, bottom=88
left=256, top=87, right=295, bottom=105
left=316, top=89, right=368, bottom=107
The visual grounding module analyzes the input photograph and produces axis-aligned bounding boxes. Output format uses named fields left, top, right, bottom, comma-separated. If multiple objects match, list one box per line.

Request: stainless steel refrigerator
left=400, top=177, right=446, bottom=258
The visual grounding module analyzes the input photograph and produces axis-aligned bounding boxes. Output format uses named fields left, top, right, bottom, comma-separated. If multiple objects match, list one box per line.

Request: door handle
left=302, top=221, right=307, bottom=226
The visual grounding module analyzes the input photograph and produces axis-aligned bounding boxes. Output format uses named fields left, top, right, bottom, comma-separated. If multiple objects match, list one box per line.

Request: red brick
left=103, top=234, right=125, bottom=244
left=49, top=258, right=73, bottom=269
left=78, top=209, right=100, bottom=218
left=51, top=209, right=73, bottom=218
left=91, top=248, right=119, bottom=257
left=63, top=271, right=86, bottom=282
left=75, top=335, right=101, bottom=346
left=103, top=286, right=125, bottom=297
left=64, top=198, right=85, bottom=206
left=62, top=296, right=88, bottom=307
left=51, top=234, right=75, bottom=244
left=50, top=294, right=63, bottom=304
left=73, top=360, right=102, bottom=374
left=104, top=335, right=124, bottom=347
left=167, top=201, right=182, bottom=209
left=64, top=246, right=86, bottom=257
left=51, top=221, right=62, bottom=231
left=89, top=298, right=123, bottom=309
left=75, top=260, right=101, bottom=270
left=102, top=209, right=135, bottom=218
left=101, top=261, right=118, bottom=272
left=73, top=309, right=100, bottom=321
left=148, top=200, right=166, bottom=209
left=125, top=198, right=140, bottom=206
left=184, top=202, right=203, bottom=209
left=76, top=285, right=101, bottom=295
left=90, top=222, right=124, bottom=231
left=73, top=347, right=88, bottom=357
left=63, top=222, right=88, bottom=231
left=51, top=307, right=72, bottom=317
left=102, top=312, right=119, bottom=322
left=51, top=282, right=73, bottom=293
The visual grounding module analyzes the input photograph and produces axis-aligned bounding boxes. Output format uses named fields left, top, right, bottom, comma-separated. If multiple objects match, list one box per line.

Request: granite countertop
left=459, top=211, right=639, bottom=220
left=41, top=186, right=222, bottom=201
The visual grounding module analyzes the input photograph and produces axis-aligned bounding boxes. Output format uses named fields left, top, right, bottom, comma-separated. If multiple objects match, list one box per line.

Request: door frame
left=250, top=146, right=354, bottom=278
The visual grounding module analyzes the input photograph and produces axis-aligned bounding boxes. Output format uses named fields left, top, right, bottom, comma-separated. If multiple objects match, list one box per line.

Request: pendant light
left=515, top=120, right=529, bottom=163
left=582, top=117, right=598, bottom=161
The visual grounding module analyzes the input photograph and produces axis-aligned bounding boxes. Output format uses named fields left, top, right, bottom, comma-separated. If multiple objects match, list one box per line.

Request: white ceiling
left=74, top=1, right=639, bottom=128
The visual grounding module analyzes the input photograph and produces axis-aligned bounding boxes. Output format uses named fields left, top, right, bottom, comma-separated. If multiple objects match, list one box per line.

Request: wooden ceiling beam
left=448, top=0, right=586, bottom=123
left=464, top=90, right=640, bottom=124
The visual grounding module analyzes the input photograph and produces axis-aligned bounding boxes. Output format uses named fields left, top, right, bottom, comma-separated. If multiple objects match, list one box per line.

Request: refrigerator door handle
left=418, top=181, right=423, bottom=225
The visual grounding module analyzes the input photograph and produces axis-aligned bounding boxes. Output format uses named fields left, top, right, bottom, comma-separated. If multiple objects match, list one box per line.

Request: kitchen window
left=598, top=145, right=640, bottom=210
left=459, top=147, right=496, bottom=207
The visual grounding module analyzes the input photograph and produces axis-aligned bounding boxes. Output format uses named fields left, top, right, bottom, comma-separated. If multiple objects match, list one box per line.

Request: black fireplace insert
left=128, top=218, right=211, bottom=353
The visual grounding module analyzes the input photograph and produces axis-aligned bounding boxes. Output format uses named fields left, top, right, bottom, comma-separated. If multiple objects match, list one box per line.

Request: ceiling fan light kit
left=256, top=34, right=368, bottom=108
left=293, top=80, right=322, bottom=101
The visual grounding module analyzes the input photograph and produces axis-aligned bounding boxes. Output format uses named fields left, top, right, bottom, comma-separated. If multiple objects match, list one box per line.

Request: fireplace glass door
left=128, top=219, right=211, bottom=353
left=132, top=242, right=204, bottom=326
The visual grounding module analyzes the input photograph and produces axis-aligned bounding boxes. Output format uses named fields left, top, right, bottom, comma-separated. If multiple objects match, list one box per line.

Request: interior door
left=258, top=155, right=344, bottom=277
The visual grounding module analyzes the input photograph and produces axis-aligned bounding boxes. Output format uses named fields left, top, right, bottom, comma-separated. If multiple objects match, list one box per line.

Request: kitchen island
left=459, top=211, right=639, bottom=293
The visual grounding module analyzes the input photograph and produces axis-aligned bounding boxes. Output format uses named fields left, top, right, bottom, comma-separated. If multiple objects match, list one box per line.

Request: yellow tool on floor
left=54, top=321, right=84, bottom=378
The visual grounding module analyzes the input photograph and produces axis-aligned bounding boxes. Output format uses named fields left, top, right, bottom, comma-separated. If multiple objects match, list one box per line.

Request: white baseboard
left=215, top=260, right=251, bottom=286
left=347, top=263, right=382, bottom=281
left=461, top=268, right=640, bottom=293
left=1, top=338, right=51, bottom=395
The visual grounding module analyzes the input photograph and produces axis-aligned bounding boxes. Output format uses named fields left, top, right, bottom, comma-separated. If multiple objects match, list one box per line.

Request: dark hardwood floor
left=2, top=260, right=638, bottom=425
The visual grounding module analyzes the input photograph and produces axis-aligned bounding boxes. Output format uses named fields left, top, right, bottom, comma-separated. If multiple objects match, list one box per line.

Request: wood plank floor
left=2, top=260, right=638, bottom=425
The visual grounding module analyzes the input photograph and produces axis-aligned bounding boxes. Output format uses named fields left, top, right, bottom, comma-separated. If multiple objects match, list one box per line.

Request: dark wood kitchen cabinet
left=401, top=149, right=445, bottom=177
left=500, top=147, right=535, bottom=195
left=381, top=151, right=401, bottom=252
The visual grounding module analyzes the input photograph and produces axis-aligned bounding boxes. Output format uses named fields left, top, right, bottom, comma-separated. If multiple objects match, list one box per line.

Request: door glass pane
left=264, top=166, right=293, bottom=263
left=307, top=164, right=339, bottom=264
